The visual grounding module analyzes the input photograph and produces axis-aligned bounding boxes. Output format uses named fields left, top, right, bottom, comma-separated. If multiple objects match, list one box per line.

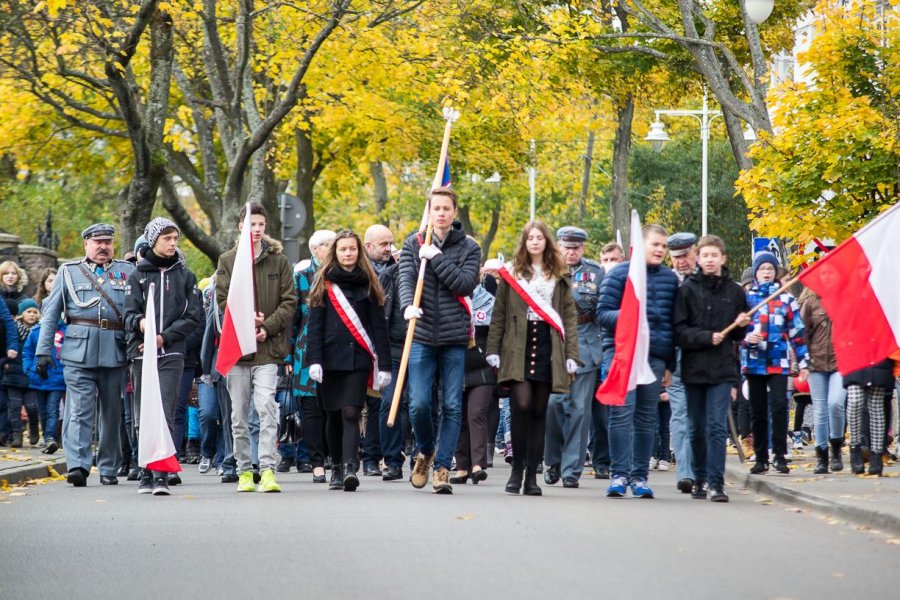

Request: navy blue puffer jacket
left=595, top=261, right=679, bottom=371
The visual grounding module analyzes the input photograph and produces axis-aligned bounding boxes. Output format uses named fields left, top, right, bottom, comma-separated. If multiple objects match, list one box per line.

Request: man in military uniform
left=36, top=224, right=134, bottom=487
left=543, top=226, right=605, bottom=487
left=667, top=231, right=698, bottom=493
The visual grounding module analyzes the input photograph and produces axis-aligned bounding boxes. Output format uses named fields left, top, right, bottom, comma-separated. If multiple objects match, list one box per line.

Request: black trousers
left=747, top=374, right=788, bottom=460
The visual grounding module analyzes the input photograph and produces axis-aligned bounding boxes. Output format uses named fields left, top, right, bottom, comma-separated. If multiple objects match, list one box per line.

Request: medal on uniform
left=97, top=277, right=104, bottom=284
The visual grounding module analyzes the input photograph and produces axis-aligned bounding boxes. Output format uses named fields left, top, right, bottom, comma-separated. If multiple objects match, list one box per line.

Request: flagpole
left=388, top=108, right=459, bottom=428
left=718, top=275, right=800, bottom=337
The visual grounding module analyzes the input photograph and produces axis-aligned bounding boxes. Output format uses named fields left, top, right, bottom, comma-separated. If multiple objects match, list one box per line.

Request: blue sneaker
left=606, top=476, right=629, bottom=497
left=630, top=479, right=655, bottom=498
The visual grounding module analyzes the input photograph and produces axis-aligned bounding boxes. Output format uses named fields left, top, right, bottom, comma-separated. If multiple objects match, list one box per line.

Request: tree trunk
left=722, top=108, right=753, bottom=172
left=370, top=161, right=389, bottom=224
left=480, top=199, right=501, bottom=262
left=295, top=126, right=317, bottom=260
left=580, top=129, right=595, bottom=222
left=610, top=92, right=634, bottom=248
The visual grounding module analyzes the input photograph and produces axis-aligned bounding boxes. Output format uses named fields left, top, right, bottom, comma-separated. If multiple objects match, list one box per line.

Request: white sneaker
left=198, top=457, right=212, bottom=474
left=649, top=457, right=659, bottom=470
left=784, top=446, right=794, bottom=461
left=657, top=460, right=670, bottom=472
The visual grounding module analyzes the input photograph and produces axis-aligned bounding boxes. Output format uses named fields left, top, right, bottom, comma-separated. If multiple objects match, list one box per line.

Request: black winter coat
left=843, top=359, right=894, bottom=390
left=465, top=324, right=496, bottom=390
left=596, top=260, right=679, bottom=371
left=398, top=222, right=481, bottom=346
left=379, top=262, right=407, bottom=360
left=124, top=252, right=204, bottom=361
left=307, top=268, right=392, bottom=373
left=673, top=268, right=749, bottom=384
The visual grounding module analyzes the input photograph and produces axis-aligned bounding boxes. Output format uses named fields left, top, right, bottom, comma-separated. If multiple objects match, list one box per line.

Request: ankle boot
left=829, top=439, right=844, bottom=471
left=505, top=461, right=524, bottom=495
left=868, top=451, right=883, bottom=476
left=342, top=461, right=359, bottom=491
left=10, top=432, right=23, bottom=448
left=523, top=464, right=542, bottom=496
left=329, top=464, right=345, bottom=490
left=850, top=445, right=865, bottom=474
left=813, top=446, right=829, bottom=474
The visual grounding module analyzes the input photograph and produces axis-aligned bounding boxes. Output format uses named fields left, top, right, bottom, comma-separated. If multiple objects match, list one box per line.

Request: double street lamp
left=644, top=91, right=757, bottom=236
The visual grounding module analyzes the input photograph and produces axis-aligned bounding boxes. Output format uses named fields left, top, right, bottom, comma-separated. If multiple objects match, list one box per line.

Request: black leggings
left=326, top=406, right=361, bottom=467
left=300, top=395, right=326, bottom=468
left=509, top=380, right=552, bottom=469
left=747, top=374, right=789, bottom=459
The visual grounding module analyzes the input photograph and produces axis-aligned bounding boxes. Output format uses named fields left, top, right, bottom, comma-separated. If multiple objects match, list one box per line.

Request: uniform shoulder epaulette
left=110, top=259, right=132, bottom=266
left=60, top=259, right=83, bottom=268
left=582, top=258, right=602, bottom=269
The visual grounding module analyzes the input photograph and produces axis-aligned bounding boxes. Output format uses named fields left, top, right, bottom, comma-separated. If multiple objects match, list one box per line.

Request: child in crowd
left=4, top=299, right=41, bottom=447
left=23, top=300, right=66, bottom=454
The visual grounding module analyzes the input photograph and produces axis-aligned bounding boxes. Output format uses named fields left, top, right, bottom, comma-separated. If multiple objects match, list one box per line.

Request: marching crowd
left=0, top=189, right=896, bottom=501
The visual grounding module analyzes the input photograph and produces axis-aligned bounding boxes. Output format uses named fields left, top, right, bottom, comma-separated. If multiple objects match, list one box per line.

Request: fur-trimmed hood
left=231, top=235, right=284, bottom=262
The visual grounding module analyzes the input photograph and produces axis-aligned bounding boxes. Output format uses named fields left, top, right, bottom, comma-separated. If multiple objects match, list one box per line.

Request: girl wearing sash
left=307, top=230, right=392, bottom=492
left=486, top=221, right=579, bottom=496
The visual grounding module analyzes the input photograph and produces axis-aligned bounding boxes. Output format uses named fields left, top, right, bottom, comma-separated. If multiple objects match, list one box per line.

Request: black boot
left=749, top=460, right=768, bottom=475
left=850, top=445, right=865, bottom=474
left=505, top=461, right=524, bottom=495
left=10, top=432, right=23, bottom=448
left=523, top=464, right=542, bottom=496
left=342, top=461, right=359, bottom=492
left=329, top=465, right=344, bottom=490
left=829, top=439, right=844, bottom=472
left=813, top=446, right=829, bottom=474
left=868, top=451, right=883, bottom=476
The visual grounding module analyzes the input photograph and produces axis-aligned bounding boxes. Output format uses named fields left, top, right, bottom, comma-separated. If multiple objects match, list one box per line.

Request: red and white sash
left=498, top=266, right=566, bottom=342
left=325, top=281, right=382, bottom=391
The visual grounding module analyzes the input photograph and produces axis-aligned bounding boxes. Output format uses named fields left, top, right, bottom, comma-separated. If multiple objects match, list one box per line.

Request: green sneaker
left=257, top=469, right=281, bottom=493
left=236, top=471, right=257, bottom=492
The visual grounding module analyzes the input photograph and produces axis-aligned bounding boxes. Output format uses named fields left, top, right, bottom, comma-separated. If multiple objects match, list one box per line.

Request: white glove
left=309, top=364, right=323, bottom=383
left=486, top=354, right=500, bottom=369
left=403, top=306, right=424, bottom=321
left=376, top=371, right=392, bottom=388
left=419, top=245, right=442, bottom=261
left=566, top=359, right=579, bottom=374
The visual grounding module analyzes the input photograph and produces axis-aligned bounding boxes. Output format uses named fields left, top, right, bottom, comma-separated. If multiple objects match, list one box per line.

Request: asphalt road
left=1, top=464, right=897, bottom=600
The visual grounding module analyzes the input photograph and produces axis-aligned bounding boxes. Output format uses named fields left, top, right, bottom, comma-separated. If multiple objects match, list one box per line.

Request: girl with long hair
left=306, top=230, right=392, bottom=492
left=33, top=268, right=57, bottom=307
left=486, top=221, right=579, bottom=496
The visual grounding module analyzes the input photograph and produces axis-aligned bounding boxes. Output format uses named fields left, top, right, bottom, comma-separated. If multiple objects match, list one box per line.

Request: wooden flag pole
left=387, top=108, right=458, bottom=427
left=717, top=275, right=800, bottom=337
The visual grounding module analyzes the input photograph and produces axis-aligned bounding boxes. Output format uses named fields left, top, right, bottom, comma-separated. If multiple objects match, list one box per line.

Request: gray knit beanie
left=144, top=217, right=180, bottom=248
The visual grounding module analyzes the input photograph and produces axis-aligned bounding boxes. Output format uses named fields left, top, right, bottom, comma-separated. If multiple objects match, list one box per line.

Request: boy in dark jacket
left=4, top=300, right=40, bottom=448
left=673, top=235, right=750, bottom=502
left=398, top=188, right=481, bottom=493
left=23, top=314, right=66, bottom=454
left=596, top=224, right=679, bottom=499
left=125, top=218, right=203, bottom=495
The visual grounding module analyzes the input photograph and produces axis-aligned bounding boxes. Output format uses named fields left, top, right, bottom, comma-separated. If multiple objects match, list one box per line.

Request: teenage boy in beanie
left=673, top=235, right=750, bottom=502
left=125, top=217, right=203, bottom=495
left=741, top=251, right=810, bottom=475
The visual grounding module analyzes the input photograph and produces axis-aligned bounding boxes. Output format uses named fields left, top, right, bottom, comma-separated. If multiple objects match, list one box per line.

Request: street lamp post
left=644, top=91, right=756, bottom=236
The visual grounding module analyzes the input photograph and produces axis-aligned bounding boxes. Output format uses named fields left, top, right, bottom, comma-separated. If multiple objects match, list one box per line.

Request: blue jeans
left=380, top=359, right=408, bottom=468
left=29, top=389, right=63, bottom=443
left=198, top=381, right=221, bottom=460
left=608, top=355, right=665, bottom=482
left=808, top=371, right=846, bottom=449
left=495, top=397, right=510, bottom=447
left=686, top=383, right=733, bottom=487
left=407, top=343, right=465, bottom=470
left=667, top=354, right=694, bottom=481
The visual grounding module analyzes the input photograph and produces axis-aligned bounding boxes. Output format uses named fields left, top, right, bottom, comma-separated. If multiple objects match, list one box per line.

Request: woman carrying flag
left=306, top=230, right=392, bottom=492
left=486, top=221, right=579, bottom=496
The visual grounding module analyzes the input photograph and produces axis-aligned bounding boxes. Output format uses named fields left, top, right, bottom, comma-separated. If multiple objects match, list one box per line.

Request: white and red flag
left=216, top=203, right=258, bottom=376
left=596, top=210, right=656, bottom=406
left=799, top=203, right=900, bottom=375
left=138, top=283, right=181, bottom=473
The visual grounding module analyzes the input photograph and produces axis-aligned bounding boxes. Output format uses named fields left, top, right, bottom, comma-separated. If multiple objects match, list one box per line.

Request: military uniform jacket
left=570, top=258, right=605, bottom=372
left=36, top=258, right=134, bottom=368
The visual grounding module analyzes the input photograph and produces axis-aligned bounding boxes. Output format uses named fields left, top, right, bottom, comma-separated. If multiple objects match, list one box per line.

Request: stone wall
left=0, top=233, right=60, bottom=298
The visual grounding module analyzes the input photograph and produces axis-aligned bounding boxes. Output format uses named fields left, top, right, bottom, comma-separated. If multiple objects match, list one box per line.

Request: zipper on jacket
left=158, top=268, right=166, bottom=354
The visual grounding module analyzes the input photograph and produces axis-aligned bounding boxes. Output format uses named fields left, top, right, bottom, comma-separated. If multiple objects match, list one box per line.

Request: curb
left=725, top=463, right=900, bottom=536
left=1, top=459, right=68, bottom=487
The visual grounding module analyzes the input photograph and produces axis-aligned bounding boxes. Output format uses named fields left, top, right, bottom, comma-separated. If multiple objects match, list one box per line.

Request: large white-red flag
left=216, top=203, right=257, bottom=376
left=799, top=202, right=900, bottom=375
left=596, top=210, right=656, bottom=406
left=138, top=283, right=181, bottom=473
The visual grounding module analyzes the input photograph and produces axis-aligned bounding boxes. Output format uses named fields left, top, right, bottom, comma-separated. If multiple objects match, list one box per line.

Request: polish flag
left=799, top=203, right=900, bottom=375
left=596, top=210, right=656, bottom=406
left=216, top=204, right=258, bottom=376
left=138, top=283, right=181, bottom=473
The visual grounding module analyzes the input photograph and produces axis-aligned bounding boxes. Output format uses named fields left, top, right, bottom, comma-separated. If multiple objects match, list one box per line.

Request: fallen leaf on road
left=183, top=495, right=195, bottom=500
left=8, top=492, right=26, bottom=497
left=886, top=538, right=900, bottom=545
left=0, top=480, right=10, bottom=492
left=784, top=507, right=802, bottom=513
left=790, top=478, right=817, bottom=483
left=46, top=466, right=66, bottom=481
left=832, top=572, right=845, bottom=578
left=827, top=518, right=843, bottom=526
left=95, top=499, right=107, bottom=504
left=457, top=513, right=475, bottom=521
left=756, top=498, right=773, bottom=505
